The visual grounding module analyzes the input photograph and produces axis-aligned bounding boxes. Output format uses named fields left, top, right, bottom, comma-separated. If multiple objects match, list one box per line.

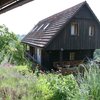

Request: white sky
left=0, top=0, right=100, bottom=35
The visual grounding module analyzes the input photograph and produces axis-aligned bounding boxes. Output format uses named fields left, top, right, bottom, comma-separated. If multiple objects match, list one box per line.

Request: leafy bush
left=0, top=61, right=100, bottom=100
left=0, top=66, right=79, bottom=100
left=36, top=73, right=79, bottom=100
left=15, top=65, right=33, bottom=75
left=0, top=25, right=27, bottom=65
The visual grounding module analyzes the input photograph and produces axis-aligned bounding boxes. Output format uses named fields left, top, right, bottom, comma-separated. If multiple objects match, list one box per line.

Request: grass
left=77, top=62, right=100, bottom=100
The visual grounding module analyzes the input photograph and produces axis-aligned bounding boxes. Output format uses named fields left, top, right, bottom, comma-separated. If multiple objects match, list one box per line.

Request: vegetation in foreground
left=0, top=63, right=100, bottom=100
left=0, top=66, right=79, bottom=100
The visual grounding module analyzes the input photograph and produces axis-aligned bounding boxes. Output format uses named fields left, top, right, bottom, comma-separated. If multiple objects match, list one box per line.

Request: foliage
left=77, top=62, right=100, bottom=100
left=94, top=49, right=100, bottom=61
left=15, top=65, right=33, bottom=75
left=0, top=25, right=27, bottom=65
left=37, top=73, right=79, bottom=100
left=0, top=66, right=79, bottom=100
left=0, top=62, right=100, bottom=100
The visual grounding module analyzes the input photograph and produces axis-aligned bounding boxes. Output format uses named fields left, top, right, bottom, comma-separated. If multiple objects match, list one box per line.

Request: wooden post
left=60, top=48, right=63, bottom=66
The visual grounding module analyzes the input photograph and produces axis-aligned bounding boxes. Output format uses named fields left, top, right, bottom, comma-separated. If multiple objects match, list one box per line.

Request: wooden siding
left=26, top=45, right=94, bottom=69
left=46, top=5, right=100, bottom=50
left=41, top=50, right=94, bottom=69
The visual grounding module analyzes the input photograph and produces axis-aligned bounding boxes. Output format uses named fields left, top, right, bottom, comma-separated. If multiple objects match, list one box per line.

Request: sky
left=0, top=0, right=100, bottom=35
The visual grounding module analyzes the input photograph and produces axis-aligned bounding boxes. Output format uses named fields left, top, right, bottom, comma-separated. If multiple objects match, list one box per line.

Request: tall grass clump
left=77, top=62, right=100, bottom=100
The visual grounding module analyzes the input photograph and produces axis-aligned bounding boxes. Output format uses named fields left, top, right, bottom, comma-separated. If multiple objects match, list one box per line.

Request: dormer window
left=89, top=26, right=95, bottom=36
left=71, top=22, right=78, bottom=35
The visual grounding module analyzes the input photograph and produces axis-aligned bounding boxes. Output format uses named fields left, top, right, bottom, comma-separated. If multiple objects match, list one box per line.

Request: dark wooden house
left=22, top=1, right=100, bottom=70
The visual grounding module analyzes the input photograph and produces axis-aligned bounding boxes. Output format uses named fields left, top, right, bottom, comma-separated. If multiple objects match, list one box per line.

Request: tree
left=0, top=24, right=27, bottom=65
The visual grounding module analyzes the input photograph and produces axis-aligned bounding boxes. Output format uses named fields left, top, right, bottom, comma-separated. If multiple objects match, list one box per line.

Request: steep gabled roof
left=22, top=1, right=99, bottom=48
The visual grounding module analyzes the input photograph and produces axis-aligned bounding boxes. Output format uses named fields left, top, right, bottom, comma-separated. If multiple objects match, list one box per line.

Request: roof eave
left=0, top=0, right=34, bottom=14
left=21, top=41, right=45, bottom=49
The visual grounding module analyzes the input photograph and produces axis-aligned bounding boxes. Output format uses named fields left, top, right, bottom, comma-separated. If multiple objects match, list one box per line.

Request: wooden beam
left=0, top=0, right=34, bottom=14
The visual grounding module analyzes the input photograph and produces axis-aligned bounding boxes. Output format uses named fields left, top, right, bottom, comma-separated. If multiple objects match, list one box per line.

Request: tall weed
left=77, top=62, right=100, bottom=100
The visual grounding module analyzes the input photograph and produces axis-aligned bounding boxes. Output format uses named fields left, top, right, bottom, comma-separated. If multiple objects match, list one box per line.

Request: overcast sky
left=0, top=0, right=100, bottom=35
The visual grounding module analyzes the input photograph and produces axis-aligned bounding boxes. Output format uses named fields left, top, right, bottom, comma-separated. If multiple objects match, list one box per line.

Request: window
left=37, top=24, right=44, bottom=31
left=71, top=22, right=78, bottom=35
left=89, top=26, right=95, bottom=36
left=32, top=26, right=38, bottom=32
left=70, top=52, right=75, bottom=60
left=43, top=23, right=50, bottom=30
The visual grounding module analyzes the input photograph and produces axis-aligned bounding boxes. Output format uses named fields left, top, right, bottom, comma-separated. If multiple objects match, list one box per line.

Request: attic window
left=43, top=23, right=50, bottom=30
left=89, top=26, right=95, bottom=36
left=32, top=26, right=38, bottom=32
left=37, top=24, right=44, bottom=31
left=71, top=22, right=79, bottom=35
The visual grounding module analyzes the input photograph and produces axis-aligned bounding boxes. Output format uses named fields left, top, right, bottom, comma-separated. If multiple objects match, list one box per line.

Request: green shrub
left=0, top=66, right=79, bottom=100
left=0, top=25, right=28, bottom=65
left=1, top=62, right=100, bottom=100
left=15, top=65, right=33, bottom=75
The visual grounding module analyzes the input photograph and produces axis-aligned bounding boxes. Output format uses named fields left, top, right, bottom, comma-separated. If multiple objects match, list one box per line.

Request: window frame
left=69, top=52, right=75, bottom=61
left=71, top=22, right=79, bottom=36
left=89, top=25, right=95, bottom=36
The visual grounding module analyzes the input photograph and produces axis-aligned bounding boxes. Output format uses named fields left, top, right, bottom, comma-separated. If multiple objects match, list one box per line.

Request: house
left=22, top=1, right=100, bottom=70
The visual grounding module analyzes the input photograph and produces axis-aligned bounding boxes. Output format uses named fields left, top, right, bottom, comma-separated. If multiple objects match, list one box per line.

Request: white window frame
left=89, top=25, right=95, bottom=36
left=71, top=22, right=78, bottom=35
